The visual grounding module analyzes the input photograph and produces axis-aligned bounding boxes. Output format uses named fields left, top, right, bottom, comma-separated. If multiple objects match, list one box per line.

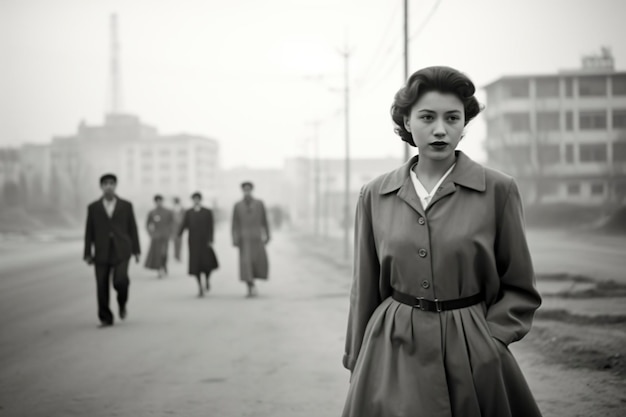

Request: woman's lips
left=430, top=141, right=448, bottom=148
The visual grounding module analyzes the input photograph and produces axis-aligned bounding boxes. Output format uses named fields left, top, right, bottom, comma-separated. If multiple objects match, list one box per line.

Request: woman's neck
left=414, top=154, right=456, bottom=181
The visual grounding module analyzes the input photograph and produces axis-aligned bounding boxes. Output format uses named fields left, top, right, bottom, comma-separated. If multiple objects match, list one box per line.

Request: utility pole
left=339, top=45, right=351, bottom=260
left=403, top=0, right=411, bottom=161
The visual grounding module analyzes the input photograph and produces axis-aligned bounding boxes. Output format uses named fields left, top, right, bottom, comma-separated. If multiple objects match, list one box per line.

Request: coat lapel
left=379, top=151, right=486, bottom=214
left=397, top=176, right=425, bottom=216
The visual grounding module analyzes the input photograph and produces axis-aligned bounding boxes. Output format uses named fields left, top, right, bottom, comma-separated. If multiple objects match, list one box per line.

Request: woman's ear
left=403, top=116, right=411, bottom=132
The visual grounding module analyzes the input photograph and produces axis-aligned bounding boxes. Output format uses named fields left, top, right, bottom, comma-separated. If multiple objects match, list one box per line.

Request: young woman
left=342, top=66, right=543, bottom=417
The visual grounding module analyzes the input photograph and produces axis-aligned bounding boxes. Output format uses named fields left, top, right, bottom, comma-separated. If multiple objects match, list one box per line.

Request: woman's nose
left=433, top=121, right=446, bottom=137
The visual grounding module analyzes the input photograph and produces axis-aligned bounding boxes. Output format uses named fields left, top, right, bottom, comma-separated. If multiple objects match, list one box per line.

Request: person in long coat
left=231, top=181, right=270, bottom=297
left=342, top=66, right=542, bottom=417
left=178, top=192, right=219, bottom=297
left=144, top=194, right=174, bottom=278
left=84, top=173, right=140, bottom=327
left=171, top=197, right=185, bottom=262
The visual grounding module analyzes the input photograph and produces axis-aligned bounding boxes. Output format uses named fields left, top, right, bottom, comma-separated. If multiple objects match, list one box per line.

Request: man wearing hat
left=83, top=173, right=140, bottom=327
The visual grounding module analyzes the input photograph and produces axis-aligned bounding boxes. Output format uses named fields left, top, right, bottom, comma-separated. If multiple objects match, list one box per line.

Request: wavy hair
left=390, top=66, right=482, bottom=146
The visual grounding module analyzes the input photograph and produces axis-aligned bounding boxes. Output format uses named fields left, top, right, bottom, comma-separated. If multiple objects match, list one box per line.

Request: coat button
left=418, top=217, right=425, bottom=225
left=421, top=280, right=430, bottom=289
left=418, top=248, right=427, bottom=257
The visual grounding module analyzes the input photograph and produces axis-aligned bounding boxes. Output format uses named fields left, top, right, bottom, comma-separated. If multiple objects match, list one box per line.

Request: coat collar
left=379, top=150, right=486, bottom=194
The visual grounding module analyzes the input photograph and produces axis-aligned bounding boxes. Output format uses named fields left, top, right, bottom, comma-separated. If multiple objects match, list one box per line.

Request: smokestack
left=108, top=13, right=122, bottom=114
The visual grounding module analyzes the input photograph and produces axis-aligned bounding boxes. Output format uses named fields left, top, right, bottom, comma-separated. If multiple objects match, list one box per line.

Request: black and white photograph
left=1, top=0, right=625, bottom=416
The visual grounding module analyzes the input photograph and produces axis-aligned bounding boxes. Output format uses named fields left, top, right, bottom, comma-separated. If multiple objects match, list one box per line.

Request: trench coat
left=232, top=198, right=270, bottom=282
left=178, top=207, right=219, bottom=275
left=144, top=206, right=174, bottom=270
left=342, top=151, right=542, bottom=417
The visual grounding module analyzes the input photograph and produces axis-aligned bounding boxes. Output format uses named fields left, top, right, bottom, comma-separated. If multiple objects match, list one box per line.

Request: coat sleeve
left=208, top=209, right=214, bottom=244
left=343, top=186, right=381, bottom=372
left=178, top=210, right=189, bottom=237
left=231, top=205, right=240, bottom=246
left=260, top=202, right=270, bottom=239
left=128, top=203, right=141, bottom=255
left=83, top=205, right=94, bottom=260
left=486, top=179, right=542, bottom=346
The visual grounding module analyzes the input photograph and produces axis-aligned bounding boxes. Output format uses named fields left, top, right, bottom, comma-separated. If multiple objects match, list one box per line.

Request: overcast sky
left=1, top=0, right=625, bottom=168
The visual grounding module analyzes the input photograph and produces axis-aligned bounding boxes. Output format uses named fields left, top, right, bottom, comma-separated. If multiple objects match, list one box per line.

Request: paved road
left=0, top=229, right=350, bottom=417
left=0, top=228, right=624, bottom=416
left=526, top=228, right=626, bottom=283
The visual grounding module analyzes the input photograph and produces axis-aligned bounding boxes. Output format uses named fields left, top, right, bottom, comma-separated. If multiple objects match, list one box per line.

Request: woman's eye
left=420, top=115, right=433, bottom=121
left=447, top=115, right=460, bottom=122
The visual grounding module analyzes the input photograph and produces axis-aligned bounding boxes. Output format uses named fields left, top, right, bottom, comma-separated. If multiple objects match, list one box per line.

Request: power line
left=353, top=1, right=402, bottom=88
left=409, top=0, right=442, bottom=41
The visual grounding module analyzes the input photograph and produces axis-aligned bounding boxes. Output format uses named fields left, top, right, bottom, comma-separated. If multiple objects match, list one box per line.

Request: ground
left=0, top=225, right=625, bottom=416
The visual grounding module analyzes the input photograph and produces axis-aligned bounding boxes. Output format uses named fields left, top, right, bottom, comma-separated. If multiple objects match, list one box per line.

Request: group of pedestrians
left=83, top=178, right=271, bottom=327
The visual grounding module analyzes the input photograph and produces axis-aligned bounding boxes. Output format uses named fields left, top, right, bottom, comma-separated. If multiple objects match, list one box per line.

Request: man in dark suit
left=84, top=173, right=140, bottom=327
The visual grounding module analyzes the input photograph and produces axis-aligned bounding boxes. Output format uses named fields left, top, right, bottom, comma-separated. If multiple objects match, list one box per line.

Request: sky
left=1, top=0, right=625, bottom=168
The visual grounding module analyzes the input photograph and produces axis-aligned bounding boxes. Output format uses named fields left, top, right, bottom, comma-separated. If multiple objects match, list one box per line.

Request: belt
left=392, top=289, right=483, bottom=312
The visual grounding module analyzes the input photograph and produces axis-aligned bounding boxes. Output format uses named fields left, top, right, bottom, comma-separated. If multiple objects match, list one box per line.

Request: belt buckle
left=414, top=296, right=425, bottom=311
left=434, top=299, right=442, bottom=313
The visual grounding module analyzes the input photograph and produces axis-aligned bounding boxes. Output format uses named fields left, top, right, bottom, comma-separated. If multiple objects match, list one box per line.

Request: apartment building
left=483, top=48, right=626, bottom=205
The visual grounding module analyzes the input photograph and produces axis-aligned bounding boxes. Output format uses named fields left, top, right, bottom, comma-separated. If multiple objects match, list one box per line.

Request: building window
left=159, top=149, right=171, bottom=156
left=141, top=150, right=153, bottom=157
left=505, top=113, right=530, bottom=132
left=536, top=78, right=559, bottom=97
left=142, top=163, right=153, bottom=171
left=579, top=111, right=607, bottom=130
left=505, top=79, right=529, bottom=98
left=565, top=144, right=575, bottom=163
left=579, top=143, right=607, bottom=162
left=538, top=180, right=558, bottom=197
left=537, top=112, right=560, bottom=132
left=564, top=78, right=574, bottom=97
left=614, top=143, right=626, bottom=162
left=613, top=75, right=626, bottom=95
left=579, top=76, right=607, bottom=96
left=565, top=111, right=574, bottom=131
left=567, top=183, right=581, bottom=195
left=613, top=110, right=626, bottom=129
left=591, top=182, right=604, bottom=195
left=538, top=144, right=560, bottom=165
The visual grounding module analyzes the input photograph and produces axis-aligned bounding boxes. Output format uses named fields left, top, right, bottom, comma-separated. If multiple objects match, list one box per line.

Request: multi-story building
left=122, top=134, right=220, bottom=214
left=483, top=48, right=626, bottom=205
left=47, top=113, right=219, bottom=216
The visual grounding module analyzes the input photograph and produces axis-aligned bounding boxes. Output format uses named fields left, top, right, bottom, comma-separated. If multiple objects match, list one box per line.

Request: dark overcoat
left=342, top=151, right=543, bottom=417
left=178, top=207, right=219, bottom=275
left=84, top=197, right=140, bottom=264
left=232, top=198, right=270, bottom=282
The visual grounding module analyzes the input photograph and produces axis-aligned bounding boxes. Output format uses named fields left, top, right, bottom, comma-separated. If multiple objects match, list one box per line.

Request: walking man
left=232, top=181, right=270, bottom=297
left=84, top=173, right=140, bottom=327
left=178, top=192, right=219, bottom=297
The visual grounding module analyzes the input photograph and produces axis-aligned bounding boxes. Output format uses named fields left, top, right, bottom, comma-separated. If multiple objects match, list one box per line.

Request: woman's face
left=404, top=90, right=465, bottom=163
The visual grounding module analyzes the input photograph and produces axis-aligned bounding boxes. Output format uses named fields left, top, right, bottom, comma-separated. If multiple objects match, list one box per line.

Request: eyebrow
left=417, top=109, right=462, bottom=113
